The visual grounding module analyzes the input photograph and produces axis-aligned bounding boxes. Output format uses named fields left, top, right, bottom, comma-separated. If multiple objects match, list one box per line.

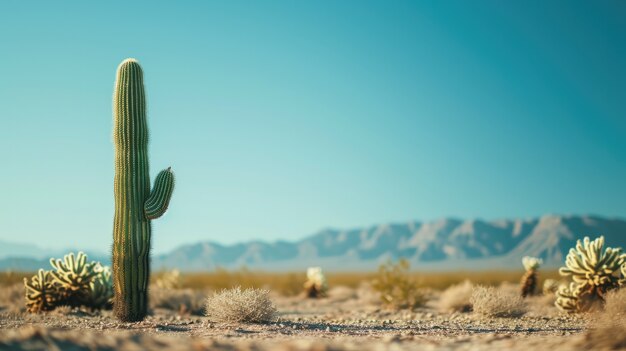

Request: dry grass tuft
left=437, top=280, right=473, bottom=312
left=603, top=288, right=626, bottom=319
left=0, top=283, right=25, bottom=314
left=371, top=259, right=428, bottom=310
left=150, top=287, right=206, bottom=316
left=580, top=318, right=626, bottom=351
left=470, top=285, right=527, bottom=318
left=205, top=287, right=277, bottom=323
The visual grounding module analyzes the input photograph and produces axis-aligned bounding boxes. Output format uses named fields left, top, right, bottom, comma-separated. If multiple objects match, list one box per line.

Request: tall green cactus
left=112, top=58, right=174, bottom=322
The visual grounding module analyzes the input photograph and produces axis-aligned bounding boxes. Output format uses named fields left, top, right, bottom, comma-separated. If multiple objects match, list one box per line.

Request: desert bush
left=154, top=269, right=181, bottom=289
left=371, top=259, right=427, bottom=310
left=0, top=283, right=26, bottom=313
left=23, top=252, right=112, bottom=313
left=164, top=269, right=562, bottom=295
left=520, top=256, right=542, bottom=297
left=303, top=267, right=328, bottom=298
left=556, top=236, right=626, bottom=312
left=580, top=315, right=626, bottom=351
left=437, top=280, right=473, bottom=312
left=603, top=288, right=626, bottom=319
left=470, top=285, right=527, bottom=318
left=542, top=278, right=560, bottom=295
left=205, top=287, right=277, bottom=323
left=150, top=287, right=205, bottom=315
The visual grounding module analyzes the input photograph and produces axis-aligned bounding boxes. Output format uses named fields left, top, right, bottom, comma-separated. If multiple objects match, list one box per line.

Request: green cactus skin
left=112, top=58, right=174, bottom=322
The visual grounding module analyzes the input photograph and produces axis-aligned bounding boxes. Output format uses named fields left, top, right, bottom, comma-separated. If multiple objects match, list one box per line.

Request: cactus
left=555, top=282, right=579, bottom=312
left=24, top=269, right=58, bottom=313
left=49, top=252, right=99, bottom=306
left=555, top=236, right=626, bottom=312
left=89, top=264, right=114, bottom=309
left=112, top=58, right=175, bottom=322
left=520, top=256, right=542, bottom=297
left=303, top=267, right=328, bottom=298
left=24, top=252, right=113, bottom=312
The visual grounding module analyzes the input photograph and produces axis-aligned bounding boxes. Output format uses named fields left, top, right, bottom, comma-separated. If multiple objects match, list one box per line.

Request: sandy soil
left=0, top=284, right=614, bottom=351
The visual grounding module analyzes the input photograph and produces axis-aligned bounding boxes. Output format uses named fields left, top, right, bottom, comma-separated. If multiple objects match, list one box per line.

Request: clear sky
left=0, top=1, right=624, bottom=254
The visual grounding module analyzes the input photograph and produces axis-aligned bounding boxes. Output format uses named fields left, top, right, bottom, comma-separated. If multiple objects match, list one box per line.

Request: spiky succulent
left=112, top=58, right=175, bottom=322
left=555, top=282, right=580, bottom=313
left=49, top=252, right=99, bottom=305
left=520, top=256, right=542, bottom=297
left=24, top=269, right=58, bottom=313
left=522, top=256, right=542, bottom=271
left=620, top=263, right=626, bottom=287
left=88, top=264, right=114, bottom=309
left=556, top=236, right=626, bottom=312
left=24, top=252, right=113, bottom=312
left=303, top=267, right=328, bottom=298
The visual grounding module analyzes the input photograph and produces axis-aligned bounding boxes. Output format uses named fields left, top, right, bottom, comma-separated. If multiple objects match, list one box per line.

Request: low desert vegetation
left=470, top=285, right=527, bottom=318
left=556, top=236, right=626, bottom=313
left=602, top=287, right=626, bottom=319
left=303, top=267, right=328, bottom=298
left=3, top=269, right=562, bottom=295
left=150, top=287, right=206, bottom=316
left=520, top=256, right=542, bottom=297
left=23, top=252, right=113, bottom=313
left=542, top=278, right=560, bottom=295
left=437, top=280, right=474, bottom=312
left=371, top=259, right=427, bottom=310
left=204, top=287, right=277, bottom=323
left=153, top=269, right=181, bottom=289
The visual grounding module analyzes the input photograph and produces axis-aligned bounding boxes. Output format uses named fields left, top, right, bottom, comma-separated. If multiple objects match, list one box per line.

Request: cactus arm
left=145, top=167, right=175, bottom=220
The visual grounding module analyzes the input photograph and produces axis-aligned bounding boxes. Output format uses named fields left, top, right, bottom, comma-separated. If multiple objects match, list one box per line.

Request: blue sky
left=0, top=1, right=624, bottom=253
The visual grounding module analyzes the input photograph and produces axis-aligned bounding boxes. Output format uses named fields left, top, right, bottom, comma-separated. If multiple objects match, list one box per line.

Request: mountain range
left=2, top=214, right=625, bottom=271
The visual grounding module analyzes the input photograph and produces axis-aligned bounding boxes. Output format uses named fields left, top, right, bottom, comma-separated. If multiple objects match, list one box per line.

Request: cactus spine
left=112, top=58, right=174, bottom=322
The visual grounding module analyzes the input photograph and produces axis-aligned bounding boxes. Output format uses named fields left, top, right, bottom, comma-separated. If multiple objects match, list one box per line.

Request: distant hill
left=152, top=214, right=626, bottom=271
left=2, top=215, right=624, bottom=272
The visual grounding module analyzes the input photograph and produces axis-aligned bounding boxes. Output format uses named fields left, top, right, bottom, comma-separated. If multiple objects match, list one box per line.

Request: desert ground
left=2, top=277, right=623, bottom=351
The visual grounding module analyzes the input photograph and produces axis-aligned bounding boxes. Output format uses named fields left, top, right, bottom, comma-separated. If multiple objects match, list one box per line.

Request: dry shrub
left=0, top=283, right=25, bottom=314
left=470, top=285, right=527, bottom=318
left=150, top=287, right=205, bottom=315
left=438, top=280, right=473, bottom=312
left=205, top=287, right=277, bottom=323
left=581, top=318, right=626, bottom=351
left=582, top=289, right=626, bottom=350
left=153, top=270, right=181, bottom=289
left=371, top=259, right=427, bottom=310
left=603, top=288, right=626, bottom=319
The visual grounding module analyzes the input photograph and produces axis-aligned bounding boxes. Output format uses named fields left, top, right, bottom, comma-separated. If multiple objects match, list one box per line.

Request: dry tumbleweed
left=470, top=285, right=527, bottom=318
left=205, top=287, right=277, bottom=323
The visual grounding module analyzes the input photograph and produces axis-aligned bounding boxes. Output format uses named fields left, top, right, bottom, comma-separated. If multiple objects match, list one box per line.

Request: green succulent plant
left=555, top=282, right=583, bottom=313
left=556, top=236, right=626, bottom=312
left=112, top=58, right=175, bottom=322
left=24, top=269, right=59, bottom=313
left=88, top=264, right=114, bottom=309
left=49, top=252, right=99, bottom=306
left=24, top=252, right=113, bottom=313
